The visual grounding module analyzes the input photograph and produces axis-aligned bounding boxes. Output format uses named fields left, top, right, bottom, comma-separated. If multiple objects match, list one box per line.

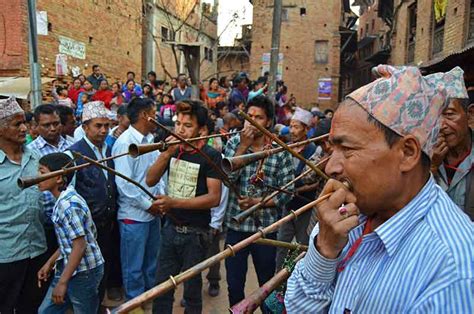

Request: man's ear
left=397, top=135, right=422, bottom=172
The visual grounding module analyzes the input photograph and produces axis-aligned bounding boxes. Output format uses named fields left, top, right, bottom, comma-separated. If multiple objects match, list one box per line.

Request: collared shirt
left=435, top=129, right=473, bottom=214
left=285, top=177, right=474, bottom=313
left=28, top=135, right=73, bottom=157
left=0, top=147, right=47, bottom=263
left=28, top=135, right=74, bottom=226
left=52, top=185, right=104, bottom=274
left=112, top=126, right=166, bottom=222
left=224, top=135, right=294, bottom=233
left=83, top=136, right=108, bottom=178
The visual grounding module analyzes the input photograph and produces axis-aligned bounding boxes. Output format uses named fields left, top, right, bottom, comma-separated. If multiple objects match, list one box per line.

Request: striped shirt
left=285, top=177, right=473, bottom=313
left=52, top=185, right=104, bottom=274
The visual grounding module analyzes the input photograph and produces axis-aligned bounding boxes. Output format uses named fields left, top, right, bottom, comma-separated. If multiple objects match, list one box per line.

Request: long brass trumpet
left=222, top=133, right=329, bottom=173
left=128, top=131, right=242, bottom=158
left=17, top=152, right=129, bottom=189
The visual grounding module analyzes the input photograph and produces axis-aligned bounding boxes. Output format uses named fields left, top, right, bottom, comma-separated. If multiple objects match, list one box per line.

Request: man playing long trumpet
left=285, top=66, right=474, bottom=313
left=224, top=95, right=294, bottom=307
left=146, top=100, right=222, bottom=314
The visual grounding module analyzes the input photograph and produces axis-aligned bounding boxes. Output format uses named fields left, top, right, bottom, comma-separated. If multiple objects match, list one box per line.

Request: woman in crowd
left=76, top=79, right=96, bottom=119
left=122, top=79, right=142, bottom=102
left=68, top=78, right=85, bottom=105
left=92, top=79, right=114, bottom=109
left=206, top=78, right=226, bottom=110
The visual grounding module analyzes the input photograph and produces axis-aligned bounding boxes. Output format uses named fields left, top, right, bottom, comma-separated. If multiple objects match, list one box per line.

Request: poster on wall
left=37, top=11, right=48, bottom=35
left=261, top=53, right=283, bottom=80
left=318, top=78, right=332, bottom=100
left=58, top=36, right=86, bottom=59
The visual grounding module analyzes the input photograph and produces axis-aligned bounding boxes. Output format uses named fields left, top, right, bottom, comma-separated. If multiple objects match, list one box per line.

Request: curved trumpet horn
left=129, top=142, right=167, bottom=158
left=128, top=131, right=243, bottom=158
left=17, top=152, right=129, bottom=189
left=222, top=133, right=329, bottom=174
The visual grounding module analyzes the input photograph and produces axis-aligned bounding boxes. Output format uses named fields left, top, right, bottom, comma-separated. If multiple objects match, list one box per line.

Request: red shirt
left=68, top=87, right=85, bottom=104
left=92, top=90, right=114, bottom=109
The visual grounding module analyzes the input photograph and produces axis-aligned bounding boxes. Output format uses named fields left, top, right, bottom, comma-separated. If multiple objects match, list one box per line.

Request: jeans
left=225, top=229, right=277, bottom=306
left=0, top=252, right=49, bottom=313
left=38, top=263, right=104, bottom=314
left=206, top=230, right=223, bottom=285
left=153, top=223, right=211, bottom=314
left=119, top=218, right=161, bottom=300
left=275, top=209, right=311, bottom=270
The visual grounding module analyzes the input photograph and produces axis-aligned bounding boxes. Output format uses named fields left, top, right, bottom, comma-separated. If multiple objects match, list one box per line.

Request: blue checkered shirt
left=28, top=135, right=74, bottom=226
left=224, top=135, right=294, bottom=233
left=52, top=185, right=104, bottom=274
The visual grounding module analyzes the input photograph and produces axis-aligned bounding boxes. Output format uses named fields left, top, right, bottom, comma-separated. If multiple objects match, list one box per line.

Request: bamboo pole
left=254, top=239, right=308, bottom=251
left=231, top=156, right=330, bottom=224
left=112, top=191, right=334, bottom=313
left=229, top=252, right=306, bottom=314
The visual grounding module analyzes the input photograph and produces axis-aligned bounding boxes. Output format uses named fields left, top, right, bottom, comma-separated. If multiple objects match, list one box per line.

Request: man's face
left=0, top=113, right=28, bottom=145
left=175, top=113, right=201, bottom=140
left=289, top=120, right=307, bottom=142
left=311, top=115, right=320, bottom=127
left=118, top=114, right=130, bottom=129
left=127, top=73, right=135, bottom=80
left=93, top=66, right=101, bottom=75
left=36, top=113, right=62, bottom=144
left=83, top=118, right=110, bottom=146
left=143, top=107, right=158, bottom=132
left=219, top=106, right=229, bottom=117
left=178, top=76, right=187, bottom=88
left=62, top=114, right=76, bottom=137
left=440, top=99, right=470, bottom=149
left=325, top=104, right=402, bottom=215
left=245, top=106, right=271, bottom=137
left=148, top=74, right=156, bottom=82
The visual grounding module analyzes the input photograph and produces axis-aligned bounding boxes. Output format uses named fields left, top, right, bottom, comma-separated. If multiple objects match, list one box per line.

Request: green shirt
left=0, top=146, right=47, bottom=263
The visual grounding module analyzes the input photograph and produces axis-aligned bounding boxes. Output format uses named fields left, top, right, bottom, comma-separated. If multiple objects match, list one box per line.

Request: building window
left=161, top=26, right=175, bottom=42
left=432, top=20, right=445, bottom=56
left=315, top=40, right=329, bottom=64
left=204, top=47, right=213, bottom=62
left=371, top=19, right=375, bottom=32
left=282, top=8, right=289, bottom=22
left=468, top=0, right=474, bottom=43
left=407, top=3, right=417, bottom=63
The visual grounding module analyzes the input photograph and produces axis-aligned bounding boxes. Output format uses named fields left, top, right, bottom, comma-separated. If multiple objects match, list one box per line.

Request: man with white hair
left=275, top=107, right=321, bottom=271
left=0, top=97, right=48, bottom=312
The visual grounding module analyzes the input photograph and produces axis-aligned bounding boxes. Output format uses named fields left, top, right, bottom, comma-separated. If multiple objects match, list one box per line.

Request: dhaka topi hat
left=0, top=96, right=24, bottom=121
left=82, top=101, right=110, bottom=123
left=292, top=107, right=313, bottom=127
left=347, top=65, right=467, bottom=158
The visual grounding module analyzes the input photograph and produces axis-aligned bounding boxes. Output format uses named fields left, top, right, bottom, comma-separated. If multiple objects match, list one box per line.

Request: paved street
left=104, top=241, right=262, bottom=313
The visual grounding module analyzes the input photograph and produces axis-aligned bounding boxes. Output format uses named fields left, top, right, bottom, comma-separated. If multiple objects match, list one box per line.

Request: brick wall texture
left=391, top=0, right=473, bottom=66
left=249, top=0, right=342, bottom=108
left=0, top=0, right=218, bottom=84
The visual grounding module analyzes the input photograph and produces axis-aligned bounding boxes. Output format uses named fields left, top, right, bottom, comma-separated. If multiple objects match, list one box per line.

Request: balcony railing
left=407, top=41, right=415, bottom=63
left=432, top=25, right=444, bottom=56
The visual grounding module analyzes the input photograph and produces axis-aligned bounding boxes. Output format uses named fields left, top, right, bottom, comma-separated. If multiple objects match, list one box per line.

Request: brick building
left=217, top=24, right=252, bottom=80
left=347, top=0, right=474, bottom=95
left=150, top=0, right=218, bottom=81
left=248, top=0, right=356, bottom=108
left=0, top=0, right=143, bottom=81
left=0, top=0, right=218, bottom=92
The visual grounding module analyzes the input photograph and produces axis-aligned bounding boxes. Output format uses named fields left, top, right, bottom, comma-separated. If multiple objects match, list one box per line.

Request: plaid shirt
left=28, top=135, right=74, bottom=226
left=224, top=135, right=294, bottom=232
left=52, top=185, right=104, bottom=274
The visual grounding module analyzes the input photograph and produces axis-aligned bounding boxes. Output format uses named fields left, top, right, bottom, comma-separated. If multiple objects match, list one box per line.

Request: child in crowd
left=37, top=153, right=104, bottom=313
left=56, top=86, right=75, bottom=109
left=160, top=93, right=176, bottom=122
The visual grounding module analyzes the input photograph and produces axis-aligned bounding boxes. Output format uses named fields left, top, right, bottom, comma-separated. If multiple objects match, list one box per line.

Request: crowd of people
left=0, top=63, right=473, bottom=314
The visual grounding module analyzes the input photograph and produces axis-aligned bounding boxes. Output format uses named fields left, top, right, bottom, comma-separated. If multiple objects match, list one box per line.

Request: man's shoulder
left=423, top=188, right=474, bottom=276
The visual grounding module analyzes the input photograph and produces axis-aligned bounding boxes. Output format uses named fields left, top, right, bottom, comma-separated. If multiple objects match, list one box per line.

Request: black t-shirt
left=167, top=145, right=222, bottom=228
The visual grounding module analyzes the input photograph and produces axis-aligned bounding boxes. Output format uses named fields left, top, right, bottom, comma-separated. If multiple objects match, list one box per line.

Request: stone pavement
left=104, top=251, right=263, bottom=313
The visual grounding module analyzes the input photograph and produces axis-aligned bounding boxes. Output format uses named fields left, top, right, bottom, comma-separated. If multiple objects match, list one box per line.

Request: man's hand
left=152, top=195, right=175, bottom=215
left=52, top=281, right=67, bottom=304
left=37, top=261, right=54, bottom=288
left=163, top=135, right=180, bottom=155
left=238, top=197, right=259, bottom=210
left=431, top=134, right=448, bottom=172
left=239, top=126, right=256, bottom=149
left=316, top=179, right=359, bottom=259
